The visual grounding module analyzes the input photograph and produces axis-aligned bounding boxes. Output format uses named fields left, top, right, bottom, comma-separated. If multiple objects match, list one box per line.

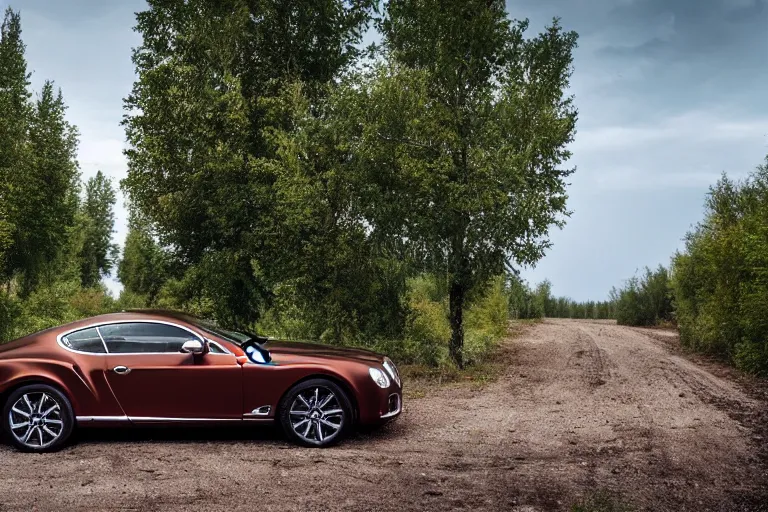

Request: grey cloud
left=600, top=0, right=768, bottom=58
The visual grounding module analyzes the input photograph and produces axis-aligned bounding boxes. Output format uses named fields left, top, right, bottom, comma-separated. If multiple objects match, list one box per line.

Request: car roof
left=58, top=310, right=196, bottom=331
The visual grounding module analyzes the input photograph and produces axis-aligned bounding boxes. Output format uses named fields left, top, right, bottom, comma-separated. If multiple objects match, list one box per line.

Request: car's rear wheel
left=2, top=384, right=74, bottom=452
left=278, top=378, right=352, bottom=448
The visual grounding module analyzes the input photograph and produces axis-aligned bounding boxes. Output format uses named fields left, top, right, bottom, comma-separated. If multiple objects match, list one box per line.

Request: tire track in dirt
left=573, top=325, right=609, bottom=387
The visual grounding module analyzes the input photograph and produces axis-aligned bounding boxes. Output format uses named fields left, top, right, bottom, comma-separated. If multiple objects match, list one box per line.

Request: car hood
left=265, top=340, right=383, bottom=365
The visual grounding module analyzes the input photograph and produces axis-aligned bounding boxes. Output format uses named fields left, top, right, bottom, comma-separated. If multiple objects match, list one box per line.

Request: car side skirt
left=76, top=416, right=274, bottom=424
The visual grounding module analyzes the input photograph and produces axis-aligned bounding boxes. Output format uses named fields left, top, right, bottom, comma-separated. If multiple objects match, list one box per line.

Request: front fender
left=241, top=363, right=363, bottom=420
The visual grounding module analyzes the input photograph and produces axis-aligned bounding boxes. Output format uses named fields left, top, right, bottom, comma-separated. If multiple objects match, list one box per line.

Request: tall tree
left=341, top=0, right=578, bottom=366
left=118, top=213, right=168, bottom=304
left=78, top=171, right=118, bottom=288
left=0, top=7, right=30, bottom=284
left=122, top=0, right=375, bottom=326
left=0, top=9, right=80, bottom=291
left=16, top=81, right=81, bottom=290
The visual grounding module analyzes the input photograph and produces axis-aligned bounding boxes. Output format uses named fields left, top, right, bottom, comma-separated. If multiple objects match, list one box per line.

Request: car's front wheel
left=2, top=384, right=74, bottom=452
left=278, top=378, right=352, bottom=447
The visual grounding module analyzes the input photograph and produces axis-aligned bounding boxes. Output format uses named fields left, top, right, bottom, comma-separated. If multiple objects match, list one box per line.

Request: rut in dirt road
left=0, top=319, right=765, bottom=511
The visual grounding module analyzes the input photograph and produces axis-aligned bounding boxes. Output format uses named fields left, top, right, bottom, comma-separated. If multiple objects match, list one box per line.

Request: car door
left=58, top=326, right=125, bottom=418
left=101, top=321, right=242, bottom=420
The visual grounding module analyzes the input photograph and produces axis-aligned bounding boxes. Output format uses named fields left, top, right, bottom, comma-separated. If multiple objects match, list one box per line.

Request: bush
left=734, top=341, right=768, bottom=377
left=254, top=273, right=510, bottom=367
left=401, top=275, right=451, bottom=365
left=508, top=275, right=543, bottom=319
left=0, top=292, right=21, bottom=342
left=4, top=279, right=116, bottom=340
left=671, top=162, right=768, bottom=374
left=613, top=266, right=673, bottom=327
left=464, top=276, right=509, bottom=365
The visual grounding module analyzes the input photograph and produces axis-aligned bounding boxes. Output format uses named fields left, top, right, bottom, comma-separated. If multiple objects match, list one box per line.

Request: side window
left=99, top=323, right=198, bottom=354
left=61, top=327, right=106, bottom=354
left=208, top=341, right=228, bottom=354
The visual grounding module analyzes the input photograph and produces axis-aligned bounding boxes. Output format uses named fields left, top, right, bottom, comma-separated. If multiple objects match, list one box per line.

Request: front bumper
left=357, top=380, right=403, bottom=425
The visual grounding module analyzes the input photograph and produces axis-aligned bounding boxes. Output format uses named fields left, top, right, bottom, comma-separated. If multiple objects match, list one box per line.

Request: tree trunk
left=449, top=279, right=465, bottom=369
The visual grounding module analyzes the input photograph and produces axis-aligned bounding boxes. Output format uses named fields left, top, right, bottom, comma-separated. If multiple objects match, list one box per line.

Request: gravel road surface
left=0, top=319, right=765, bottom=511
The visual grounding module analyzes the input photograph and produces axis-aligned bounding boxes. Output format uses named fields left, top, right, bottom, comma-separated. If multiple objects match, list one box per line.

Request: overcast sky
left=7, top=0, right=768, bottom=300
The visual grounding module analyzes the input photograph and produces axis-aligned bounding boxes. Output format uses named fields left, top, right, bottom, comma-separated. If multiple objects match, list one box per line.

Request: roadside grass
left=571, top=491, right=635, bottom=512
left=400, top=319, right=538, bottom=399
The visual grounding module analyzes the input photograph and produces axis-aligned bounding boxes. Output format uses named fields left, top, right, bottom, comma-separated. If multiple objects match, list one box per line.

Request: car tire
left=278, top=378, right=353, bottom=448
left=2, top=384, right=74, bottom=453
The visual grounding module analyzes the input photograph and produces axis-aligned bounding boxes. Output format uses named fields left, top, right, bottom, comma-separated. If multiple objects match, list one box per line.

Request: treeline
left=611, top=157, right=768, bottom=376
left=611, top=266, right=674, bottom=327
left=508, top=277, right=616, bottom=321
left=0, top=9, right=120, bottom=342
left=0, top=2, right=580, bottom=369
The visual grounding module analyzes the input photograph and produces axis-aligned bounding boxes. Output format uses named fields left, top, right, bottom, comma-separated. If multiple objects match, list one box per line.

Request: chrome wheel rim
left=289, top=387, right=344, bottom=444
left=8, top=392, right=64, bottom=449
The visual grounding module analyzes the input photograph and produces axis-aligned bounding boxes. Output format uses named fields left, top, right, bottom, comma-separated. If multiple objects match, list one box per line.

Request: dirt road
left=0, top=320, right=766, bottom=511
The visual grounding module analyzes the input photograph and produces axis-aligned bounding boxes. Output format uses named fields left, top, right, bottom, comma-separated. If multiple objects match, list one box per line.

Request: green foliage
left=0, top=8, right=30, bottom=283
left=1, top=11, right=80, bottom=292
left=507, top=274, right=541, bottom=319
left=10, top=280, right=115, bottom=338
left=78, top=171, right=119, bottom=288
left=613, top=266, right=673, bottom=327
left=3, top=3, right=578, bottom=376
left=0, top=292, right=20, bottom=341
left=117, top=221, right=168, bottom=304
left=12, top=81, right=80, bottom=293
left=122, top=0, right=377, bottom=330
left=393, top=274, right=509, bottom=366
left=0, top=9, right=118, bottom=343
left=401, top=275, right=452, bottom=365
left=671, top=162, right=768, bottom=375
left=509, top=276, right=615, bottom=320
left=464, top=276, right=510, bottom=365
left=338, top=2, right=578, bottom=366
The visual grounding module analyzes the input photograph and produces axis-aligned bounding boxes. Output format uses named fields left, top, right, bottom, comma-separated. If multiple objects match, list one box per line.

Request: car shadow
left=72, top=424, right=286, bottom=446
left=0, top=417, right=406, bottom=451
left=65, top=420, right=404, bottom=447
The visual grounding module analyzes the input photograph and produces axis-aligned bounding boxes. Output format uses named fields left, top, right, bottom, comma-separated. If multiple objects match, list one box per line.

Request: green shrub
left=317, top=274, right=512, bottom=368
left=7, top=279, right=116, bottom=340
left=734, top=340, right=768, bottom=377
left=464, top=276, right=509, bottom=365
left=614, top=266, right=673, bottom=327
left=401, top=275, right=452, bottom=365
left=115, top=290, right=150, bottom=311
left=0, top=292, right=21, bottom=342
left=670, top=162, right=768, bottom=374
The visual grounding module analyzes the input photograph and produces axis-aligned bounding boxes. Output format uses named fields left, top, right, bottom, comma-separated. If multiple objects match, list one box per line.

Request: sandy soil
left=0, top=319, right=766, bottom=511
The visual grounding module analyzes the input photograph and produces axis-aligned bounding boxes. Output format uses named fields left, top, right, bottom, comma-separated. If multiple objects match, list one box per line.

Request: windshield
left=197, top=324, right=254, bottom=346
left=182, top=314, right=273, bottom=364
left=180, top=314, right=262, bottom=347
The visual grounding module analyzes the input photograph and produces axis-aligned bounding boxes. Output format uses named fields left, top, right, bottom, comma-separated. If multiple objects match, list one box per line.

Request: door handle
left=112, top=366, right=132, bottom=375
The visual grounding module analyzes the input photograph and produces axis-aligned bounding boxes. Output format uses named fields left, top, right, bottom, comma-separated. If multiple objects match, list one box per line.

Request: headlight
left=382, top=357, right=401, bottom=387
left=368, top=367, right=390, bottom=388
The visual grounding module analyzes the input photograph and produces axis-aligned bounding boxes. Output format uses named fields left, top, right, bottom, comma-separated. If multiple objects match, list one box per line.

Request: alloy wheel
left=289, top=386, right=345, bottom=444
left=8, top=392, right=65, bottom=450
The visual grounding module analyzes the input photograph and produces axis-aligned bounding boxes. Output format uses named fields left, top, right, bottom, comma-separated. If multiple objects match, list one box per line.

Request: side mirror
left=181, top=339, right=205, bottom=354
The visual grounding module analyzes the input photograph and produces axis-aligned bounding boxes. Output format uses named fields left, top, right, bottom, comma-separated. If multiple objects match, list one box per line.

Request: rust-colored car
left=0, top=310, right=402, bottom=452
